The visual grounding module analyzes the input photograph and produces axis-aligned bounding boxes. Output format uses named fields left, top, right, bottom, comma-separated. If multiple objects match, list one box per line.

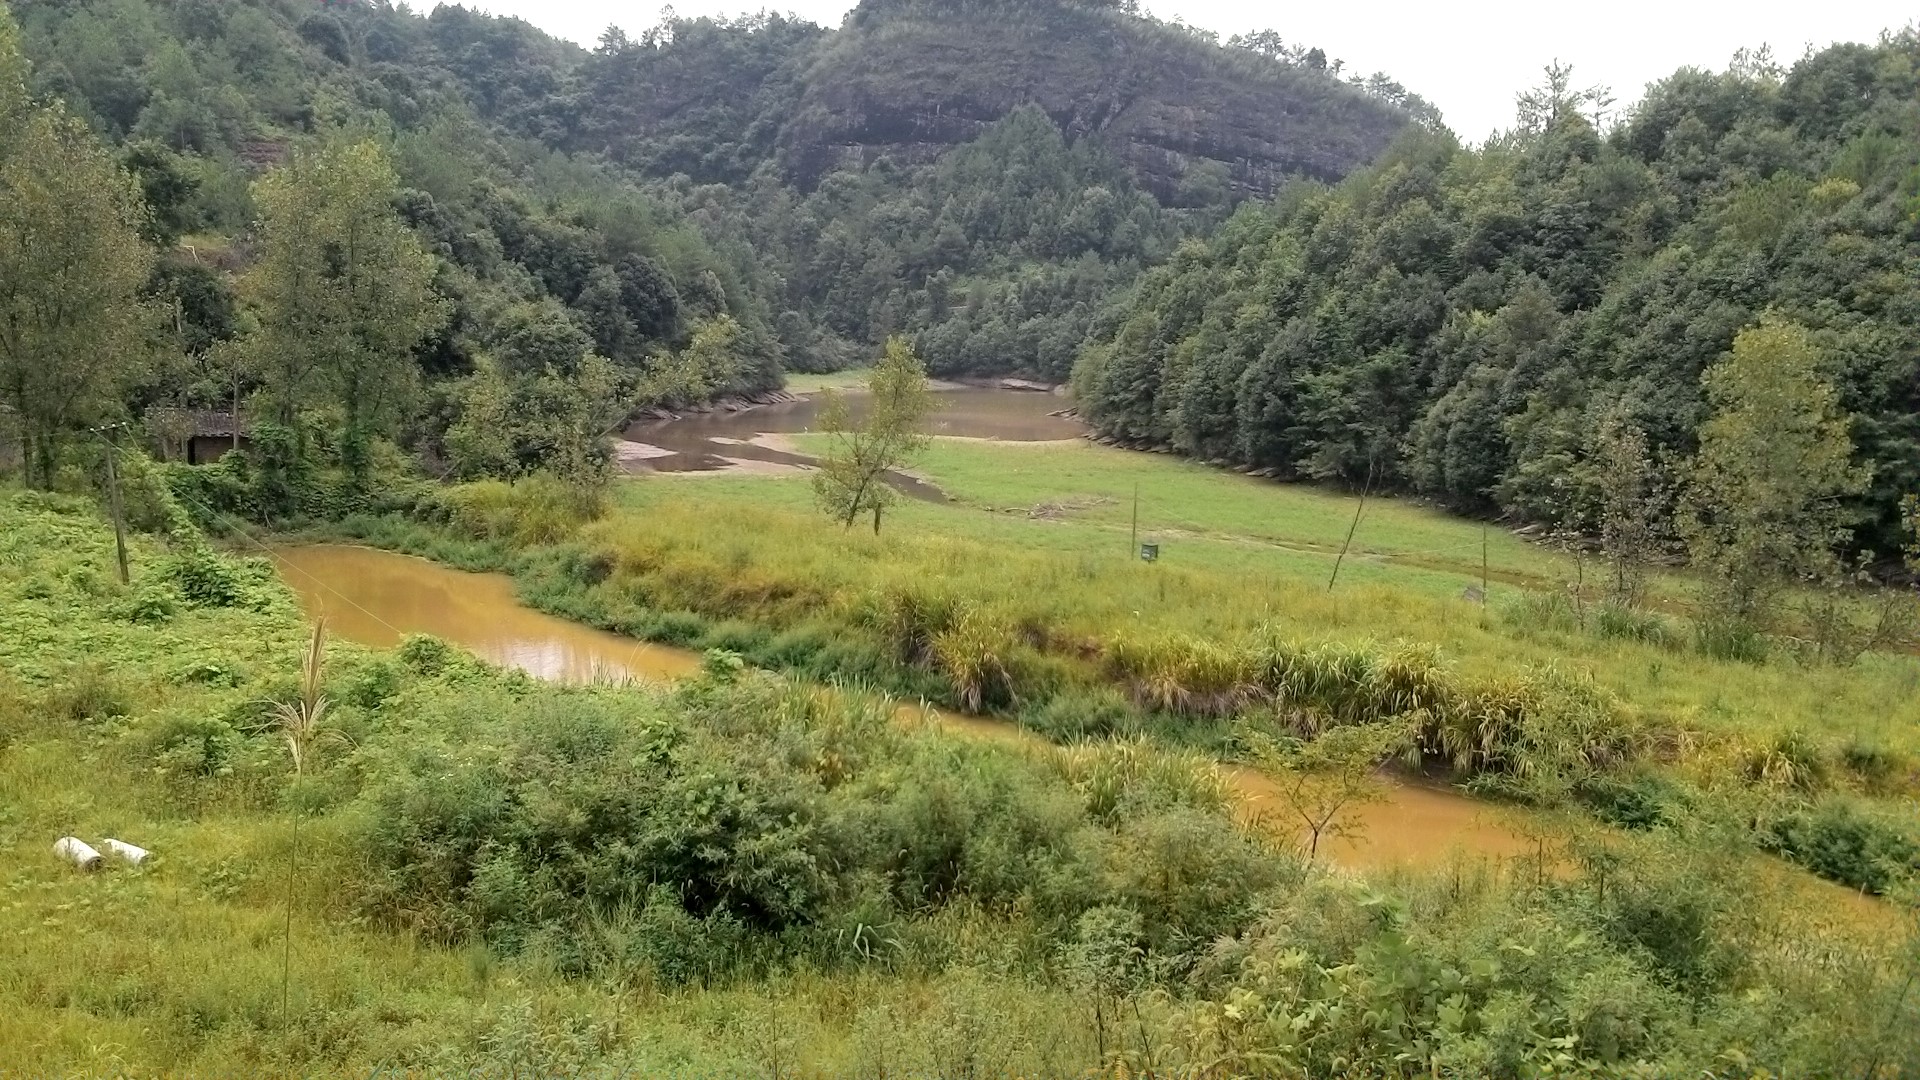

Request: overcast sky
left=448, top=0, right=1916, bottom=143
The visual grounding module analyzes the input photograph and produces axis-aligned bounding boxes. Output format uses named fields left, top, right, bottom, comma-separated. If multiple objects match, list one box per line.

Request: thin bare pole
left=103, top=427, right=130, bottom=585
left=1327, top=459, right=1374, bottom=592
left=1130, top=481, right=1139, bottom=558
left=1480, top=523, right=1490, bottom=621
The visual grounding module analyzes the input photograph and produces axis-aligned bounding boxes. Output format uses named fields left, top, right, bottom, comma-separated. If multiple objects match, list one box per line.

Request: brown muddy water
left=274, top=545, right=700, bottom=683
left=272, top=543, right=1544, bottom=872
left=618, top=387, right=1083, bottom=498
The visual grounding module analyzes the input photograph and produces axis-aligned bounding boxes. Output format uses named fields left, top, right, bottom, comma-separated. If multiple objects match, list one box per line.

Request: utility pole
left=1327, top=459, right=1374, bottom=592
left=1130, top=481, right=1139, bottom=559
left=103, top=426, right=130, bottom=585
left=1480, top=524, right=1490, bottom=614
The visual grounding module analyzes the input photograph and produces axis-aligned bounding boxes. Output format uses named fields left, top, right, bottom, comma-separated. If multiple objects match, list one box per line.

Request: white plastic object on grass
left=53, top=837, right=103, bottom=871
left=102, top=838, right=151, bottom=865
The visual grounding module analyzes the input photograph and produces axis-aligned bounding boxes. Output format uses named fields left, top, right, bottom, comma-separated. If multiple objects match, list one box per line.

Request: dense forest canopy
left=0, top=0, right=1433, bottom=490
left=1076, top=41, right=1920, bottom=553
left=3, top=0, right=1916, bottom=552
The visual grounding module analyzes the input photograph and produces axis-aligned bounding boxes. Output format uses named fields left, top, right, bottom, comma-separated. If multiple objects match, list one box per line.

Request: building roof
left=147, top=408, right=250, bottom=439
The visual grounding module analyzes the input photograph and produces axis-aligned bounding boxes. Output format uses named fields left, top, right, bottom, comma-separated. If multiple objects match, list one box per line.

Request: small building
left=148, top=408, right=252, bottom=465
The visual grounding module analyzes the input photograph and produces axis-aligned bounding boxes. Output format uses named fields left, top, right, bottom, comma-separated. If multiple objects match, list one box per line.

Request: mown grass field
left=602, top=436, right=1920, bottom=759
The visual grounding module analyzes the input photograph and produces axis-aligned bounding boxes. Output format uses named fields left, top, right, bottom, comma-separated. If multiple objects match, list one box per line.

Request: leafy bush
left=351, top=673, right=1280, bottom=977
left=171, top=659, right=246, bottom=688
left=442, top=474, right=603, bottom=546
left=1574, top=770, right=1677, bottom=831
left=135, top=711, right=254, bottom=784
left=117, top=581, right=181, bottom=625
left=1764, top=798, right=1919, bottom=895
left=164, top=543, right=276, bottom=609
left=1019, top=687, right=1137, bottom=740
left=1594, top=603, right=1677, bottom=649
left=1741, top=728, right=1829, bottom=792
left=43, top=663, right=134, bottom=724
left=1693, top=616, right=1771, bottom=663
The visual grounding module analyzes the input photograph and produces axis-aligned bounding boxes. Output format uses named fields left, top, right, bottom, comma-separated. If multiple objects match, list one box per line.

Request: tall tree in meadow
left=812, top=336, right=933, bottom=534
left=248, top=139, right=445, bottom=482
left=0, top=8, right=156, bottom=488
left=1587, top=411, right=1664, bottom=609
left=1678, top=319, right=1869, bottom=640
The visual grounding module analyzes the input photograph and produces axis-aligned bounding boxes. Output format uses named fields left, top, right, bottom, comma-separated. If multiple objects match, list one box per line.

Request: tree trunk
left=842, top=469, right=875, bottom=530
left=28, top=427, right=54, bottom=491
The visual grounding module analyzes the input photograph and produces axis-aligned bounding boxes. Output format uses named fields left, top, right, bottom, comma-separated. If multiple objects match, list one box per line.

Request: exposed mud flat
left=618, top=387, right=1085, bottom=488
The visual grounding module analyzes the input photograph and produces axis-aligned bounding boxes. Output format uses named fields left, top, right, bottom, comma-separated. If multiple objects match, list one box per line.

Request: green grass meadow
left=604, top=437, right=1920, bottom=759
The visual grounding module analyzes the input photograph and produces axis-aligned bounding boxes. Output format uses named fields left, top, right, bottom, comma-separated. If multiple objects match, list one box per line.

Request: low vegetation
left=4, top=0, right=1919, bottom=1070
left=293, top=429, right=1917, bottom=901
left=4, top=488, right=1919, bottom=1075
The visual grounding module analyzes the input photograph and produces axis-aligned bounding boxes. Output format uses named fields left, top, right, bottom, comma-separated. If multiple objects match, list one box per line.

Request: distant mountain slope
left=567, top=0, right=1424, bottom=202
left=778, top=0, right=1414, bottom=201
left=7, top=0, right=1433, bottom=386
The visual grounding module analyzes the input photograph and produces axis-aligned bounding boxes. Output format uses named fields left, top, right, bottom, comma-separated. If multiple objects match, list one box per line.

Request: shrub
left=929, top=606, right=1022, bottom=710
left=862, top=583, right=961, bottom=665
left=1594, top=603, right=1676, bottom=648
left=1741, top=728, right=1829, bottom=792
left=443, top=474, right=603, bottom=546
left=164, top=544, right=276, bottom=609
left=1580, top=852, right=1740, bottom=1000
left=394, top=634, right=485, bottom=679
left=1763, top=798, right=1919, bottom=895
left=1574, top=770, right=1677, bottom=830
left=1019, top=687, right=1137, bottom=740
left=43, top=663, right=134, bottom=724
left=648, top=610, right=708, bottom=647
left=136, top=711, right=254, bottom=783
left=1500, top=590, right=1580, bottom=634
left=117, top=582, right=181, bottom=625
left=1104, top=633, right=1259, bottom=716
left=1693, top=616, right=1770, bottom=663
left=344, top=658, right=404, bottom=709
left=171, top=659, right=246, bottom=688
left=1839, top=735, right=1908, bottom=791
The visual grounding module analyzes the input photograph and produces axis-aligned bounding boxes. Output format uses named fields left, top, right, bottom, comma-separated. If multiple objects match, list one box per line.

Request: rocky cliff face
left=775, top=1, right=1410, bottom=201
left=571, top=0, right=1413, bottom=202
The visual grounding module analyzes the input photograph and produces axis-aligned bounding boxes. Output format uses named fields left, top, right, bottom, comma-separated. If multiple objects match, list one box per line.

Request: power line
left=156, top=484, right=417, bottom=644
left=164, top=480, right=671, bottom=680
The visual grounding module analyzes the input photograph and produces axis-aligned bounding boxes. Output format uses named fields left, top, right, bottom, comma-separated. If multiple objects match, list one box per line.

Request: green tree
left=641, top=315, right=743, bottom=407
left=0, top=10, right=156, bottom=488
left=247, top=140, right=446, bottom=481
left=811, top=337, right=933, bottom=534
left=1904, top=494, right=1919, bottom=572
left=543, top=351, right=627, bottom=499
left=1243, top=722, right=1412, bottom=863
left=1587, top=411, right=1663, bottom=609
left=1678, top=320, right=1870, bottom=640
left=442, top=363, right=519, bottom=479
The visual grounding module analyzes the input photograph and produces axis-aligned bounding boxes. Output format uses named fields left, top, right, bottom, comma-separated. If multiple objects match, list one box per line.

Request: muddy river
left=618, top=387, right=1083, bottom=493
left=274, top=544, right=1541, bottom=871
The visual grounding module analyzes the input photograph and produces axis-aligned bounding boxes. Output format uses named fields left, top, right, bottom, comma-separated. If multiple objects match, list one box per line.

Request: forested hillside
left=4, top=0, right=1423, bottom=429
left=1076, top=43, right=1920, bottom=553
